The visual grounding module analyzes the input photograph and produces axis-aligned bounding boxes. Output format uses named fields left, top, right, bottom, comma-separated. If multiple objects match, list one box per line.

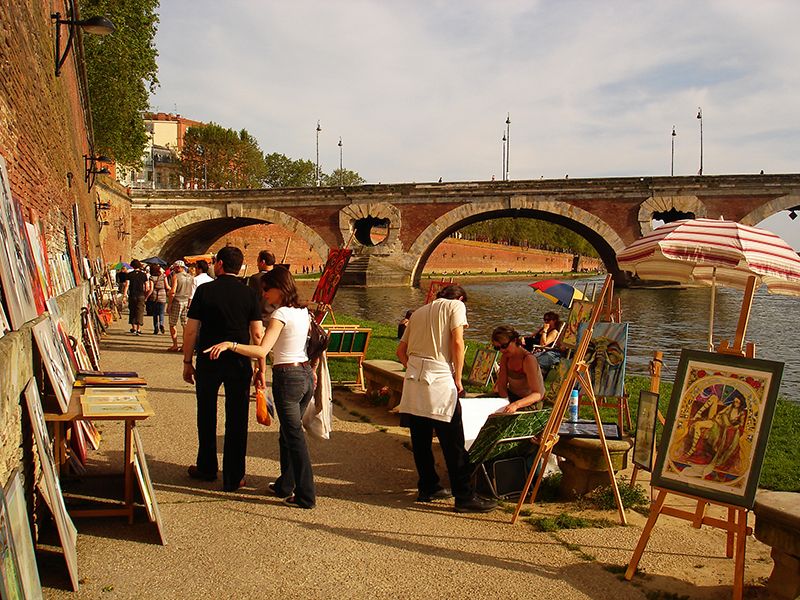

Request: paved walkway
left=42, top=319, right=773, bottom=599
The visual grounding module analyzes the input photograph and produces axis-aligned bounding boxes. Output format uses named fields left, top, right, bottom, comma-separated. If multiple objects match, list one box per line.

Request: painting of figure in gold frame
left=651, top=350, right=783, bottom=508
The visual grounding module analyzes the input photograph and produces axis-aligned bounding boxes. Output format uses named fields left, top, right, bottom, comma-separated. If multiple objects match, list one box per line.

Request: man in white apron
left=396, top=285, right=497, bottom=514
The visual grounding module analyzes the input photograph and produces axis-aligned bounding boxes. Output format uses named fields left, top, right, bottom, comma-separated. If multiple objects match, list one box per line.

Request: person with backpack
left=204, top=267, right=318, bottom=509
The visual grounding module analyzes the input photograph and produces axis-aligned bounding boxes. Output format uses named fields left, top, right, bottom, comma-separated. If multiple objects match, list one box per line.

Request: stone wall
left=1, top=2, right=100, bottom=490
left=424, top=239, right=604, bottom=275
left=96, top=177, right=133, bottom=265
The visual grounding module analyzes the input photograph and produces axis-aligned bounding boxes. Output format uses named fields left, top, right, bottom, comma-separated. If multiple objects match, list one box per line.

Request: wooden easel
left=625, top=276, right=759, bottom=600
left=512, top=274, right=628, bottom=526
left=577, top=280, right=632, bottom=433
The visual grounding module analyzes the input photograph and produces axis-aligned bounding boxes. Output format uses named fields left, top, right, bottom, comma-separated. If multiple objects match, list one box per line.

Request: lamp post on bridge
left=505, top=113, right=511, bottom=181
left=315, top=120, right=322, bottom=186
left=502, top=133, right=507, bottom=181
left=696, top=107, right=703, bottom=176
left=338, top=137, right=343, bottom=186
left=671, top=126, right=676, bottom=176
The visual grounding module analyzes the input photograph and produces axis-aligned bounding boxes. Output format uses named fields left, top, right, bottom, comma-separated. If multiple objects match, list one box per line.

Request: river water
left=297, top=275, right=799, bottom=401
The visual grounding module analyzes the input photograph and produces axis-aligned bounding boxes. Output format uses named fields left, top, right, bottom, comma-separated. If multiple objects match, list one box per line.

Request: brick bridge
left=130, top=174, right=800, bottom=287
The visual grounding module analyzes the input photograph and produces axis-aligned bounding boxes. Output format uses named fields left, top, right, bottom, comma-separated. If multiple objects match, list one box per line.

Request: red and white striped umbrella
left=617, top=218, right=800, bottom=348
left=617, top=218, right=800, bottom=293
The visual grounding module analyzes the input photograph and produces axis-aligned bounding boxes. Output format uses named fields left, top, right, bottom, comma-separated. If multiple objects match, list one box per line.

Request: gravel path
left=41, top=319, right=773, bottom=599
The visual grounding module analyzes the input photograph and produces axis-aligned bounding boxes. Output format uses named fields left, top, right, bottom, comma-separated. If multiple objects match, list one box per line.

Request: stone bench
left=753, top=490, right=800, bottom=600
left=552, top=436, right=633, bottom=499
left=363, top=359, right=405, bottom=409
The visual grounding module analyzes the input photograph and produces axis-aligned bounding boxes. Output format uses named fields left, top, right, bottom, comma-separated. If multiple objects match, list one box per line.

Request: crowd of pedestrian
left=116, top=248, right=510, bottom=515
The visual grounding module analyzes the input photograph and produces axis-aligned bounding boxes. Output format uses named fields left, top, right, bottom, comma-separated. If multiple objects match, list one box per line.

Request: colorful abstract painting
left=652, top=350, right=783, bottom=508
left=467, top=347, right=498, bottom=386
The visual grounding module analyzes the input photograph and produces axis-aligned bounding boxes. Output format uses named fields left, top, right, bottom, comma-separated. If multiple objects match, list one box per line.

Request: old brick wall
left=425, top=239, right=603, bottom=275
left=96, top=177, right=132, bottom=264
left=0, top=2, right=102, bottom=492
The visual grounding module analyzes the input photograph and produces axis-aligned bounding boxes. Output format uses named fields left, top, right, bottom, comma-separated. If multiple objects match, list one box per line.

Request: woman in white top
left=205, top=268, right=316, bottom=508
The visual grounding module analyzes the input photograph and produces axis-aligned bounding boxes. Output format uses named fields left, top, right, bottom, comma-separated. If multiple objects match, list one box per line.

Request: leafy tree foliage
left=459, top=218, right=599, bottom=257
left=263, top=153, right=316, bottom=188
left=322, top=169, right=366, bottom=187
left=80, top=0, right=159, bottom=165
left=181, top=124, right=267, bottom=189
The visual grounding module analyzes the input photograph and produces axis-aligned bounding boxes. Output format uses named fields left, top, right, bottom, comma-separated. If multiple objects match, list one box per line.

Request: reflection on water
left=299, top=276, right=799, bottom=400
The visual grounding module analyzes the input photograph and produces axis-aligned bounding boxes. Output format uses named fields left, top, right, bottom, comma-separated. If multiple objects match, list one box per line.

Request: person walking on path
left=182, top=247, right=263, bottom=492
left=123, top=259, right=151, bottom=336
left=147, top=264, right=168, bottom=335
left=205, top=267, right=317, bottom=509
left=167, top=260, right=194, bottom=351
left=248, top=250, right=276, bottom=327
left=396, top=284, right=497, bottom=514
left=191, top=259, right=213, bottom=301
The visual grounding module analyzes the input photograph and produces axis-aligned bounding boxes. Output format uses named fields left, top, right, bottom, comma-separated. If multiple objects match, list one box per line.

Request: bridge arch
left=405, top=197, right=627, bottom=287
left=739, top=193, right=800, bottom=228
left=132, top=206, right=330, bottom=263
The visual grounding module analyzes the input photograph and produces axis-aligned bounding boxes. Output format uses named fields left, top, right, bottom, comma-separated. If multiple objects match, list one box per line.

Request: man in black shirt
left=182, top=246, right=263, bottom=492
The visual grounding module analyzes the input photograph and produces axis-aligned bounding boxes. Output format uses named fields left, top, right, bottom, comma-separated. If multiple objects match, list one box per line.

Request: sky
left=149, top=0, right=800, bottom=247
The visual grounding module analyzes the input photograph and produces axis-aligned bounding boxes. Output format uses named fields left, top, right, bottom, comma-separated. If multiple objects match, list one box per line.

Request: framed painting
left=576, top=321, right=628, bottom=398
left=467, top=347, right=498, bottom=386
left=651, top=350, right=784, bottom=509
left=311, top=248, right=352, bottom=306
left=4, top=470, right=43, bottom=600
left=632, top=390, right=660, bottom=472
left=133, top=428, right=166, bottom=545
left=32, top=317, right=75, bottom=413
left=0, top=154, right=39, bottom=328
left=23, top=380, right=79, bottom=590
left=0, top=480, right=25, bottom=600
left=561, top=299, right=593, bottom=349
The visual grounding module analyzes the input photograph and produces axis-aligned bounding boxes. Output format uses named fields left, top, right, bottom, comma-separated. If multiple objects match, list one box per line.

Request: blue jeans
left=152, top=301, right=165, bottom=332
left=272, top=364, right=316, bottom=507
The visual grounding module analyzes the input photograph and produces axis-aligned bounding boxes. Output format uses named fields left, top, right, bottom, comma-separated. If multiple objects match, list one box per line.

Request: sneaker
left=453, top=495, right=497, bottom=514
left=268, top=482, right=292, bottom=499
left=160, top=325, right=165, bottom=334
left=187, top=465, right=217, bottom=482
left=417, top=487, right=453, bottom=502
left=283, top=495, right=315, bottom=509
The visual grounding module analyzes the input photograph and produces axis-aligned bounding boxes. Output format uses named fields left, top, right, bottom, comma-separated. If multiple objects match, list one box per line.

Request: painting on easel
left=652, top=350, right=783, bottom=508
left=576, top=321, right=628, bottom=398
left=311, top=248, right=352, bottom=306
left=466, top=347, right=498, bottom=386
left=561, top=299, right=593, bottom=349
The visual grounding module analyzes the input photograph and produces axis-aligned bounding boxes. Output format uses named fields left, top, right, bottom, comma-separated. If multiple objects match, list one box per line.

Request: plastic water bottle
left=569, top=389, right=579, bottom=422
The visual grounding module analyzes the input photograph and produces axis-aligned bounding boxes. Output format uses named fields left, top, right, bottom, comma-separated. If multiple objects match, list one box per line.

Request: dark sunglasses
left=492, top=340, right=512, bottom=351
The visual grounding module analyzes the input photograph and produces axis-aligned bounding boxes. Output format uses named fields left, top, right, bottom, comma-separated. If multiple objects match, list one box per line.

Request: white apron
left=397, top=355, right=457, bottom=423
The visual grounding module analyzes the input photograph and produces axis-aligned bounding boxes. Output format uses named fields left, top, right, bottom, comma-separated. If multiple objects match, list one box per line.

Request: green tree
left=263, top=153, right=316, bottom=187
left=460, top=218, right=599, bottom=257
left=80, top=0, right=159, bottom=165
left=322, top=169, right=366, bottom=187
left=181, top=124, right=267, bottom=189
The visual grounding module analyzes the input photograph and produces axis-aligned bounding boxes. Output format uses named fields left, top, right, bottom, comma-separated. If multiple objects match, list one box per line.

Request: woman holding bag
left=204, top=268, right=317, bottom=509
left=147, top=264, right=168, bottom=335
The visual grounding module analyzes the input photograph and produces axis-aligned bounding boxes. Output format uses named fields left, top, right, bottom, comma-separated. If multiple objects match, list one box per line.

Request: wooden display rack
left=511, top=274, right=628, bottom=526
left=625, top=276, right=759, bottom=600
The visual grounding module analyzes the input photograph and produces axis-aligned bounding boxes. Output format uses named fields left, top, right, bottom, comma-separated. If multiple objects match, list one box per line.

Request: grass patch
left=527, top=512, right=615, bottom=532
left=588, top=477, right=649, bottom=511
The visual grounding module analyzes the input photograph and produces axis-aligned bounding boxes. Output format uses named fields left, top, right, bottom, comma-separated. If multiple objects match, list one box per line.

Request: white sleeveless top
left=270, top=306, right=309, bottom=365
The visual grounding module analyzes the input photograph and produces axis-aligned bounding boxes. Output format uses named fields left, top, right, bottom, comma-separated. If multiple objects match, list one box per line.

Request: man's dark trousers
left=194, top=355, right=252, bottom=490
left=408, top=400, right=473, bottom=500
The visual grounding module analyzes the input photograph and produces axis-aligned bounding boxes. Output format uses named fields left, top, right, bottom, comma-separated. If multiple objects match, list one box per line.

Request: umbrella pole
left=708, top=267, right=717, bottom=352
